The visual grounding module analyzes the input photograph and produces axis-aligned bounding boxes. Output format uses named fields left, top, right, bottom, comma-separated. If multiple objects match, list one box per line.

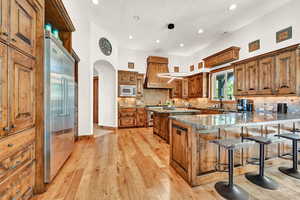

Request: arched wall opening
left=93, top=60, right=117, bottom=127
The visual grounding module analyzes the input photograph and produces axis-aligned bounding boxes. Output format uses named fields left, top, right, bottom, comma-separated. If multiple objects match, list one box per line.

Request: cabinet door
left=171, top=126, right=188, bottom=171
left=0, top=43, right=8, bottom=138
left=245, top=61, right=258, bottom=94
left=136, top=74, right=144, bottom=97
left=182, top=79, right=188, bottom=98
left=234, top=64, right=246, bottom=96
left=10, top=49, right=35, bottom=134
left=119, top=117, right=136, bottom=128
left=258, top=57, right=275, bottom=95
left=275, top=51, right=297, bottom=95
left=136, top=109, right=145, bottom=127
left=10, top=0, right=37, bottom=56
left=0, top=0, right=9, bottom=41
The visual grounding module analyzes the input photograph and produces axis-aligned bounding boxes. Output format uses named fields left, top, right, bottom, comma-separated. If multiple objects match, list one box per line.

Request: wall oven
left=119, top=85, right=137, bottom=97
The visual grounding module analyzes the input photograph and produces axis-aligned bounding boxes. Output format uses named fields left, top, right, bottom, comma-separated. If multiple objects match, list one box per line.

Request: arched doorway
left=93, top=60, right=117, bottom=128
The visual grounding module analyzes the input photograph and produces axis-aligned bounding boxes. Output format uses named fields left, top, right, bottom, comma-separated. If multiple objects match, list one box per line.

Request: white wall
left=188, top=0, right=300, bottom=70
left=63, top=0, right=92, bottom=136
left=118, top=48, right=190, bottom=73
left=94, top=61, right=117, bottom=127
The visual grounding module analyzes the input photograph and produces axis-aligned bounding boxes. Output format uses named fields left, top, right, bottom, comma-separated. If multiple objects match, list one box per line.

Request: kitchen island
left=146, top=108, right=200, bottom=143
left=169, top=112, right=300, bottom=186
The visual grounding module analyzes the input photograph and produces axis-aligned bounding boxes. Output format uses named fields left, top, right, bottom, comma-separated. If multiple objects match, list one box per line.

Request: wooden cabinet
left=275, top=51, right=297, bottom=95
left=234, top=64, right=246, bottom=96
left=258, top=57, right=275, bottom=95
left=0, top=0, right=9, bottom=42
left=233, top=44, right=300, bottom=97
left=10, top=0, right=37, bottom=56
left=187, top=73, right=208, bottom=98
left=10, top=49, right=35, bottom=134
left=0, top=43, right=8, bottom=138
left=245, top=61, right=258, bottom=94
left=182, top=79, right=189, bottom=98
left=136, top=74, right=144, bottom=98
left=153, top=113, right=169, bottom=143
left=118, top=70, right=137, bottom=85
left=171, top=125, right=188, bottom=171
left=136, top=108, right=146, bottom=127
left=170, top=80, right=182, bottom=98
left=203, top=47, right=240, bottom=68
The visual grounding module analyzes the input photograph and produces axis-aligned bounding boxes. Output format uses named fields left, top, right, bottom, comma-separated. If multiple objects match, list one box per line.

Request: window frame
left=210, top=68, right=235, bottom=102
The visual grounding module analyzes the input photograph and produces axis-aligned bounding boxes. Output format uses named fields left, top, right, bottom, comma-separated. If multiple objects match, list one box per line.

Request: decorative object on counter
left=277, top=103, right=288, bottom=114
left=52, top=28, right=59, bottom=39
left=276, top=26, right=292, bottom=43
left=211, top=139, right=252, bottom=200
left=99, top=37, right=112, bottom=56
left=203, top=46, right=240, bottom=68
left=45, top=23, right=52, bottom=32
left=236, top=99, right=254, bottom=112
left=128, top=62, right=134, bottom=69
left=190, top=65, right=194, bottom=72
left=249, top=40, right=260, bottom=52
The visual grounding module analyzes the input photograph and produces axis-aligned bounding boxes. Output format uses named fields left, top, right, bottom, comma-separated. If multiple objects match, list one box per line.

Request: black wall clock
left=99, top=37, right=112, bottom=56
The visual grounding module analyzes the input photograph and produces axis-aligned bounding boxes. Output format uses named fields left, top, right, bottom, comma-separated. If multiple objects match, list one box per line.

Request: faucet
left=219, top=97, right=224, bottom=109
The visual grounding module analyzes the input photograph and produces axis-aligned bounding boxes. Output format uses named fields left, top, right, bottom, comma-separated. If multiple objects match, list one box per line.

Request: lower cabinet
left=171, top=125, right=188, bottom=172
left=118, top=108, right=147, bottom=128
left=136, top=108, right=146, bottom=127
left=153, top=113, right=170, bottom=143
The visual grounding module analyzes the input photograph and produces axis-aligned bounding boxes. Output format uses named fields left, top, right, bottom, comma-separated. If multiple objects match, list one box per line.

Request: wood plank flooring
left=33, top=127, right=300, bottom=200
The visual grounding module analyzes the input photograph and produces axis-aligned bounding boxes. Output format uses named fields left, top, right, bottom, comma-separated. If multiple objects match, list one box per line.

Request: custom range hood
left=144, top=56, right=173, bottom=89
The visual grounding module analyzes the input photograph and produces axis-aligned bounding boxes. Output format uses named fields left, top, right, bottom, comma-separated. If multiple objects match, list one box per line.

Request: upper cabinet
left=203, top=47, right=240, bottom=68
left=0, top=43, right=8, bottom=138
left=0, top=0, right=9, bottom=42
left=170, top=79, right=182, bottom=98
left=187, top=73, right=208, bottom=98
left=118, top=70, right=137, bottom=85
left=10, top=0, right=37, bottom=57
left=233, top=44, right=300, bottom=96
left=182, top=79, right=189, bottom=98
left=136, top=74, right=144, bottom=98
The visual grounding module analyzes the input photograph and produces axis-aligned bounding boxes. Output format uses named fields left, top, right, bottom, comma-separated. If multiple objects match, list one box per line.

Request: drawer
left=0, top=128, right=35, bottom=159
left=0, top=162, right=35, bottom=200
left=0, top=143, right=35, bottom=182
left=119, top=111, right=136, bottom=118
left=119, top=117, right=136, bottom=128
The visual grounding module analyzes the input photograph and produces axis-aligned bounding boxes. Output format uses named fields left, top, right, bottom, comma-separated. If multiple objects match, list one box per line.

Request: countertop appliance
left=119, top=85, right=136, bottom=97
left=44, top=31, right=75, bottom=183
left=237, top=99, right=254, bottom=112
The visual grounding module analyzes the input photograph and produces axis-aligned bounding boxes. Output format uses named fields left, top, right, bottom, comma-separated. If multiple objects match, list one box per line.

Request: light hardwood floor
left=33, top=127, right=300, bottom=200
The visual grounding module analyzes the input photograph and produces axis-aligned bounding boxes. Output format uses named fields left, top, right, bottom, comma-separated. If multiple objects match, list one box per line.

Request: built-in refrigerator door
left=44, top=33, right=75, bottom=183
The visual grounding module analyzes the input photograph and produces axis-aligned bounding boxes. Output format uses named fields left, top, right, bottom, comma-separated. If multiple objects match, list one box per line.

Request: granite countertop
left=146, top=107, right=201, bottom=114
left=170, top=112, right=300, bottom=132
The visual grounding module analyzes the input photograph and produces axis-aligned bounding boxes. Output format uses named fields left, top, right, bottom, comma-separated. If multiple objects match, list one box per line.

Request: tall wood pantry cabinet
left=0, top=0, right=43, bottom=199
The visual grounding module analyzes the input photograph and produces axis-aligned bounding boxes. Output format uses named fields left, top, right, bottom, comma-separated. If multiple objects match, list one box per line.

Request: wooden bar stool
left=211, top=138, right=254, bottom=200
left=243, top=136, right=281, bottom=190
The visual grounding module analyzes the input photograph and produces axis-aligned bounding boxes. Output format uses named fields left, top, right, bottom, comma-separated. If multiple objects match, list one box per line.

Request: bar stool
left=276, top=133, right=300, bottom=179
left=211, top=138, right=253, bottom=200
left=243, top=136, right=280, bottom=190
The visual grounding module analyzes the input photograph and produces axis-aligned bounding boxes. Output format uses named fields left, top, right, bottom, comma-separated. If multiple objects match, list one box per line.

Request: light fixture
left=129, top=35, right=133, bottom=39
left=156, top=40, right=160, bottom=44
left=92, top=0, right=99, bottom=5
left=180, top=43, right=184, bottom=47
left=229, top=4, right=237, bottom=11
left=198, top=29, right=204, bottom=34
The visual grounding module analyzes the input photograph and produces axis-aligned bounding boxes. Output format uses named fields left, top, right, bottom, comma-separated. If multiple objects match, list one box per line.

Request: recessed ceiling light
left=229, top=4, right=237, bottom=11
left=92, top=0, right=99, bottom=5
left=156, top=40, right=160, bottom=44
left=133, top=16, right=140, bottom=21
left=180, top=43, right=184, bottom=47
left=129, top=35, right=133, bottom=39
left=198, top=29, right=204, bottom=34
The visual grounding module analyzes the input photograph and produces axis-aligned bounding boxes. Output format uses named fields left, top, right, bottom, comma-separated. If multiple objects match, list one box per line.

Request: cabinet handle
left=11, top=38, right=17, bottom=42
left=7, top=144, right=14, bottom=148
left=280, top=85, right=289, bottom=89
left=11, top=124, right=16, bottom=129
left=176, top=130, right=182, bottom=135
left=263, top=87, right=269, bottom=90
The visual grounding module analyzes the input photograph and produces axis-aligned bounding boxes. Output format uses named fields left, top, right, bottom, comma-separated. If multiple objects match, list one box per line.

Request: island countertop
left=170, top=112, right=300, bottom=131
left=146, top=107, right=200, bottom=114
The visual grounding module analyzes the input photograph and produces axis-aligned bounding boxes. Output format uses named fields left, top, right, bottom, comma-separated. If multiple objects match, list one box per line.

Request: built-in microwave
left=119, top=85, right=137, bottom=97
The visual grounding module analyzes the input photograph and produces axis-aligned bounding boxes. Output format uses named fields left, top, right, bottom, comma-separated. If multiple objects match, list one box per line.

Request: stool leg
left=215, top=149, right=249, bottom=200
left=246, top=143, right=279, bottom=190
left=279, top=139, right=300, bottom=179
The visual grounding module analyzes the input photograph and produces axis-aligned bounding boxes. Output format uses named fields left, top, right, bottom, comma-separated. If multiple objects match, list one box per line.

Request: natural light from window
left=211, top=69, right=234, bottom=101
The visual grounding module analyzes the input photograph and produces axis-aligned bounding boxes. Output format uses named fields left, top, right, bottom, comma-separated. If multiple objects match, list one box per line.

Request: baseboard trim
left=98, top=125, right=117, bottom=131
left=77, top=135, right=94, bottom=140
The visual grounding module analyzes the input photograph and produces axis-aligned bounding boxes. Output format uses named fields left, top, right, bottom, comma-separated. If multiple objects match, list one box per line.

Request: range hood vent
left=144, top=56, right=173, bottom=89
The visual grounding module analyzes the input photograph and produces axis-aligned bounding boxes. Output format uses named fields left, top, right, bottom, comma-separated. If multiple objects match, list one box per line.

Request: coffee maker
left=237, top=99, right=254, bottom=112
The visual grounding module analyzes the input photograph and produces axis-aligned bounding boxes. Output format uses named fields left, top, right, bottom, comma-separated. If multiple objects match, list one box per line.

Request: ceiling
left=87, top=0, right=293, bottom=56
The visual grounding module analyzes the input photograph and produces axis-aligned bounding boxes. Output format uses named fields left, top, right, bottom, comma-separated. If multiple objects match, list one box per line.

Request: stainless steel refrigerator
left=44, top=32, right=75, bottom=183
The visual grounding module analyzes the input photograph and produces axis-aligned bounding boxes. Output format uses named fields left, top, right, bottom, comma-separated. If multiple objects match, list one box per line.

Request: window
left=211, top=69, right=234, bottom=101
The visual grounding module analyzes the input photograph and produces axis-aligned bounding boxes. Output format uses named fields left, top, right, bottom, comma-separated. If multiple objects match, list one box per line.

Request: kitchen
left=2, top=0, right=300, bottom=200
